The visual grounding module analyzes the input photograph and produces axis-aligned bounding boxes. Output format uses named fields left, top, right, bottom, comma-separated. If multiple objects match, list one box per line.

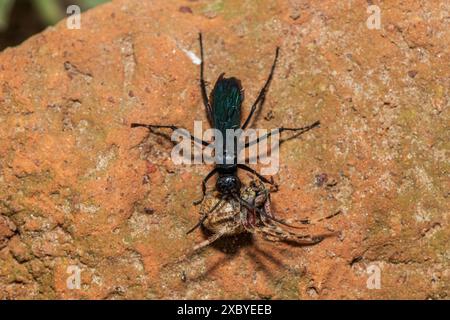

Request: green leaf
left=0, top=0, right=15, bottom=31
left=79, top=0, right=110, bottom=9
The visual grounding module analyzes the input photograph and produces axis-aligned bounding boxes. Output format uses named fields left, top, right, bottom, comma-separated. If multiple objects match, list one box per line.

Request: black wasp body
left=131, top=33, right=320, bottom=233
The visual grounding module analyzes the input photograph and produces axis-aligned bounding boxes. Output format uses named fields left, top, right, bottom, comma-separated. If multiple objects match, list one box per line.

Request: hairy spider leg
left=246, top=195, right=341, bottom=244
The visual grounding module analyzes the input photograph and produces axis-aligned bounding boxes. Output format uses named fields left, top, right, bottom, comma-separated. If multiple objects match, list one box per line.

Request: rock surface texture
left=0, top=0, right=448, bottom=299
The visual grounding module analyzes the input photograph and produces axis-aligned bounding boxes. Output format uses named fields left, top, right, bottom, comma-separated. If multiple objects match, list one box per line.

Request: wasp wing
left=210, top=73, right=244, bottom=136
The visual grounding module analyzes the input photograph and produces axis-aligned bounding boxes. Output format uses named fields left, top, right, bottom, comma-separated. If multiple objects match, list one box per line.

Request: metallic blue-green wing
left=210, top=73, right=243, bottom=135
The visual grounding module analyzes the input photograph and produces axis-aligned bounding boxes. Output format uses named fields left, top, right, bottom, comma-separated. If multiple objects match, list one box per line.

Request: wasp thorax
left=216, top=175, right=241, bottom=194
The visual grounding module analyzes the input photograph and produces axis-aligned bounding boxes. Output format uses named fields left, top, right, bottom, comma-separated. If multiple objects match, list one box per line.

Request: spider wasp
left=131, top=33, right=339, bottom=256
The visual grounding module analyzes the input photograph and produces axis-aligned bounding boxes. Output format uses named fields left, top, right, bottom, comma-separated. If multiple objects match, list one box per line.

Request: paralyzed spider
left=179, top=180, right=341, bottom=261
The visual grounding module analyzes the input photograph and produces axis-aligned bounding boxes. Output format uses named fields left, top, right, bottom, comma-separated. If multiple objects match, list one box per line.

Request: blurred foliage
left=0, top=0, right=110, bottom=31
left=0, top=0, right=15, bottom=30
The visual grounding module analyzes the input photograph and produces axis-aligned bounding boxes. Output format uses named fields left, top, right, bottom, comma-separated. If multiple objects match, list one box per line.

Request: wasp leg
left=198, top=33, right=213, bottom=126
left=244, top=120, right=320, bottom=148
left=130, top=123, right=210, bottom=147
left=242, top=47, right=280, bottom=130
left=193, top=167, right=218, bottom=205
left=237, top=164, right=275, bottom=186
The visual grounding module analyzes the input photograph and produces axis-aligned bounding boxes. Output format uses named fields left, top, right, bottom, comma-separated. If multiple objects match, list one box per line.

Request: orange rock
left=0, top=0, right=448, bottom=299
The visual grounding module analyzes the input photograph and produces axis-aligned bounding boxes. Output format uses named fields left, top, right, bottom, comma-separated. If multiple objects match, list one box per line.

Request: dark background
left=0, top=0, right=109, bottom=50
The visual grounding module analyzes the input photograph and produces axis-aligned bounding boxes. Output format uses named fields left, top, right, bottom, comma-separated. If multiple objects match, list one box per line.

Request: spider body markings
left=181, top=181, right=341, bottom=260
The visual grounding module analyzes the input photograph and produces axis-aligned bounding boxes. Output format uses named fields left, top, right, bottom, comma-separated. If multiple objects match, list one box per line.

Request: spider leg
left=238, top=195, right=307, bottom=230
left=130, top=123, right=210, bottom=147
left=256, top=226, right=331, bottom=245
left=233, top=194, right=296, bottom=229
left=264, top=207, right=343, bottom=230
left=165, top=230, right=227, bottom=267
left=242, top=47, right=280, bottom=130
left=262, top=204, right=342, bottom=227
left=261, top=209, right=308, bottom=230
left=198, top=33, right=213, bottom=126
left=249, top=184, right=341, bottom=229
left=245, top=120, right=320, bottom=148
left=193, top=167, right=218, bottom=205
left=191, top=231, right=225, bottom=253
left=294, top=210, right=342, bottom=226
left=167, top=209, right=242, bottom=267
left=259, top=211, right=338, bottom=241
left=257, top=208, right=340, bottom=244
left=235, top=196, right=340, bottom=244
